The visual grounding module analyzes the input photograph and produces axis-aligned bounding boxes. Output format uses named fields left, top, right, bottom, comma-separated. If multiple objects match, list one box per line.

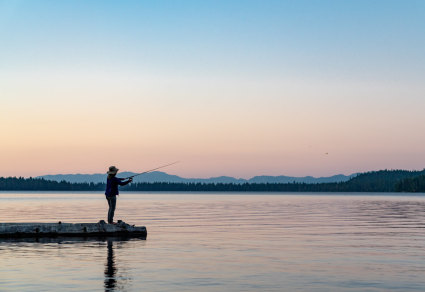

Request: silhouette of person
left=104, top=239, right=116, bottom=291
left=105, top=166, right=132, bottom=224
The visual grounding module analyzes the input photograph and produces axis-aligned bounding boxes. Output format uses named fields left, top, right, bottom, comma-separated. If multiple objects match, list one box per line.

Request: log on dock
left=0, top=220, right=147, bottom=238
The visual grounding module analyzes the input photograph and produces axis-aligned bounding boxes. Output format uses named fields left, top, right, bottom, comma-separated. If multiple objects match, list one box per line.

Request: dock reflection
left=0, top=235, right=146, bottom=292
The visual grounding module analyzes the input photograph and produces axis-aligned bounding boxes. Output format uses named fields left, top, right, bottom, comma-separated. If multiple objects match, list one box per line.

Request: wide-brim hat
left=107, top=166, right=119, bottom=175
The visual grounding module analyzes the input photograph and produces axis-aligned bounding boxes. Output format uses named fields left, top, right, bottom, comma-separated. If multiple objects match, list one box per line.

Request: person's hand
left=128, top=178, right=133, bottom=183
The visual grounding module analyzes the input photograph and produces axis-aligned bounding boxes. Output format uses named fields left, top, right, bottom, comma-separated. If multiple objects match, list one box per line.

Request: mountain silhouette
left=38, top=172, right=355, bottom=184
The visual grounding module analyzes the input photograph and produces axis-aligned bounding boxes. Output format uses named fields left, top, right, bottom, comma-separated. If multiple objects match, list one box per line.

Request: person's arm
left=116, top=177, right=133, bottom=186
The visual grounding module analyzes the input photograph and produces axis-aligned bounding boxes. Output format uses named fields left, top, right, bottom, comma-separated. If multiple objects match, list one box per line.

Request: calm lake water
left=1, top=192, right=425, bottom=291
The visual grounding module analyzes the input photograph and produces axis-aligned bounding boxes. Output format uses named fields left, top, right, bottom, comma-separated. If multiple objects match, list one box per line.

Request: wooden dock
left=0, top=220, right=147, bottom=238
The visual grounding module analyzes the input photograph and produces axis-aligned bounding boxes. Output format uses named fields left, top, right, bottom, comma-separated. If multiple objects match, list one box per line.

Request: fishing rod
left=125, top=161, right=180, bottom=179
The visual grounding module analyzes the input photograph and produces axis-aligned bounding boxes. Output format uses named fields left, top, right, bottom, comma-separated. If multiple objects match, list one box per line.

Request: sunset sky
left=1, top=0, right=425, bottom=178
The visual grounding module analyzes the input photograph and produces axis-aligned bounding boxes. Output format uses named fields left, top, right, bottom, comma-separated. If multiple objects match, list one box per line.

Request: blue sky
left=2, top=0, right=424, bottom=77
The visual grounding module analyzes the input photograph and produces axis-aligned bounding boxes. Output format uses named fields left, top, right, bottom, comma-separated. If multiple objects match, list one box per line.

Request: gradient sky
left=1, top=0, right=425, bottom=178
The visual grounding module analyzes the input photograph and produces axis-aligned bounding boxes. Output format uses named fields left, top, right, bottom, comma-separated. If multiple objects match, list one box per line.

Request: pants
left=106, top=196, right=117, bottom=223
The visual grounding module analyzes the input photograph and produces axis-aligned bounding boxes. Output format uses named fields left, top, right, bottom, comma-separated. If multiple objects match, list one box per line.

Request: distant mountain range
left=2, top=169, right=423, bottom=192
left=38, top=171, right=356, bottom=184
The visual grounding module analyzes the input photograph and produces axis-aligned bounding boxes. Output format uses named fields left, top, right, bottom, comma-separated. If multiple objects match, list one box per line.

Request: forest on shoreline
left=1, top=169, right=425, bottom=192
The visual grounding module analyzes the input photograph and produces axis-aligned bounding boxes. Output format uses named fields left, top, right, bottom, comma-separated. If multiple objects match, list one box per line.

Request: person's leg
left=106, top=196, right=111, bottom=223
left=107, top=196, right=117, bottom=223
left=110, top=196, right=117, bottom=223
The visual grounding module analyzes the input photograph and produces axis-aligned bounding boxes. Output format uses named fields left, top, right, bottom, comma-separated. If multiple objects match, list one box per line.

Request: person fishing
left=105, top=166, right=133, bottom=224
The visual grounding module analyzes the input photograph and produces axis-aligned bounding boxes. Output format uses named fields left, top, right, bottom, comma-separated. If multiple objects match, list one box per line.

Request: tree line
left=395, top=175, right=425, bottom=192
left=1, top=169, right=425, bottom=192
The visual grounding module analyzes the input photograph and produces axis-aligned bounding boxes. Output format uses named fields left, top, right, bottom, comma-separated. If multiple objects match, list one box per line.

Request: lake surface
left=1, top=192, right=425, bottom=291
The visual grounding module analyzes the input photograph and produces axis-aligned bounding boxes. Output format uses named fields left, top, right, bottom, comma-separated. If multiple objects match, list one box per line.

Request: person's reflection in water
left=104, top=239, right=117, bottom=291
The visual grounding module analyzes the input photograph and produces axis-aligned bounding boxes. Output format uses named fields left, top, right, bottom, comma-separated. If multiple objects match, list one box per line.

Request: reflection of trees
left=104, top=239, right=116, bottom=291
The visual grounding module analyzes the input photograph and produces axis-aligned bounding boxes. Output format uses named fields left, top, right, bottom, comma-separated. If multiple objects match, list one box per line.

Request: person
left=105, top=166, right=133, bottom=224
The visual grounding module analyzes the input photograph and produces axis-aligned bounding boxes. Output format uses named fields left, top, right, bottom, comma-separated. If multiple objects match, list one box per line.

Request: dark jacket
left=105, top=177, right=130, bottom=197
